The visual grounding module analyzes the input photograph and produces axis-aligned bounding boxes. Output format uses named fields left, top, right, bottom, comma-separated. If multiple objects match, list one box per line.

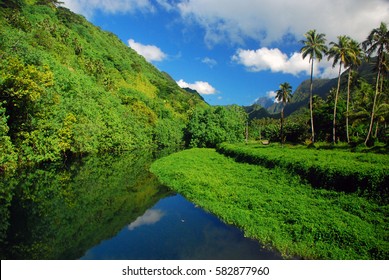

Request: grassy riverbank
left=218, top=143, right=389, bottom=204
left=150, top=148, right=389, bottom=259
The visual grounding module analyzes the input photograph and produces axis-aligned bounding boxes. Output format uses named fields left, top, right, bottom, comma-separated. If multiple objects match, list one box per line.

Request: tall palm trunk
left=346, top=68, right=352, bottom=143
left=280, top=103, right=285, bottom=145
left=365, top=56, right=383, bottom=145
left=309, top=59, right=315, bottom=143
left=333, top=64, right=342, bottom=144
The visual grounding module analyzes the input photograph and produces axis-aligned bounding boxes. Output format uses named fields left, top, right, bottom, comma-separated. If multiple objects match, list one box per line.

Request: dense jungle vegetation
left=0, top=0, right=244, bottom=174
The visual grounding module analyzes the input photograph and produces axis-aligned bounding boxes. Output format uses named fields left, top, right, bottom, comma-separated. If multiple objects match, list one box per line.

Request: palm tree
left=344, top=39, right=363, bottom=143
left=275, top=82, right=293, bottom=145
left=362, top=22, right=389, bottom=145
left=327, top=35, right=352, bottom=144
left=301, top=30, right=328, bottom=143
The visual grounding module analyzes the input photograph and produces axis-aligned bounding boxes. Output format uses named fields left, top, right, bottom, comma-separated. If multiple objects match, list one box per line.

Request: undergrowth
left=150, top=148, right=389, bottom=260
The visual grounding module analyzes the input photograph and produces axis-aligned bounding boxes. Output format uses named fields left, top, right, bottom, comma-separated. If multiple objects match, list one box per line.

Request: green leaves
left=185, top=105, right=247, bottom=148
left=0, top=2, right=207, bottom=169
left=218, top=143, right=389, bottom=204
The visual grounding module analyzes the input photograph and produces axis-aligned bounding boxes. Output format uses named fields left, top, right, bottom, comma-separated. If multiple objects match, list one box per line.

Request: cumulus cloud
left=128, top=39, right=167, bottom=62
left=267, top=91, right=277, bottom=99
left=174, top=0, right=389, bottom=46
left=62, top=0, right=154, bottom=18
left=232, top=47, right=311, bottom=76
left=232, top=47, right=340, bottom=78
left=128, top=209, right=164, bottom=231
left=201, top=57, right=217, bottom=68
left=62, top=1, right=389, bottom=47
left=177, top=79, right=217, bottom=95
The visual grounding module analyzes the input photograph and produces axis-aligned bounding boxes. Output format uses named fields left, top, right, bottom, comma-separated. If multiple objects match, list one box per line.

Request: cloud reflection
left=128, top=209, right=164, bottom=231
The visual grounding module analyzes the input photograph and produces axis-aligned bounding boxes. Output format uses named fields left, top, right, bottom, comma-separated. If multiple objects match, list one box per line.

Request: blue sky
left=62, top=0, right=389, bottom=106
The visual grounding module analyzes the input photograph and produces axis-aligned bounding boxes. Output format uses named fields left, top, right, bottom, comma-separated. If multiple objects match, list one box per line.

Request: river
left=0, top=150, right=282, bottom=260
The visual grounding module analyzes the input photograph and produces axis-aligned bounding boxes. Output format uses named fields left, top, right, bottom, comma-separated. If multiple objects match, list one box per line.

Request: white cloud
left=267, top=91, right=277, bottom=99
left=62, top=1, right=389, bottom=47
left=177, top=79, right=217, bottom=95
left=173, top=0, right=389, bottom=46
left=232, top=48, right=310, bottom=76
left=128, top=39, right=167, bottom=62
left=128, top=209, right=164, bottom=231
left=201, top=57, right=217, bottom=68
left=155, top=0, right=175, bottom=11
left=62, top=0, right=154, bottom=18
left=232, top=47, right=340, bottom=78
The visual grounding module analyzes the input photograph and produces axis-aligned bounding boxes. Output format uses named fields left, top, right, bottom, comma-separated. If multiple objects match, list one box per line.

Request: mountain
left=267, top=78, right=337, bottom=116
left=243, top=104, right=277, bottom=120
left=182, top=87, right=206, bottom=103
left=264, top=60, right=376, bottom=117
left=253, top=96, right=274, bottom=109
left=0, top=1, right=207, bottom=171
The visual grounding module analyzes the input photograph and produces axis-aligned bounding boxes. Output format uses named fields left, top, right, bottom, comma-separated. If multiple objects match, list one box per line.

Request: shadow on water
left=0, top=150, right=282, bottom=260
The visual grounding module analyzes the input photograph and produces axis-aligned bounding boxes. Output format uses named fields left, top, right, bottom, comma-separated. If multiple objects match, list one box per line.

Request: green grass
left=217, top=143, right=389, bottom=203
left=150, top=148, right=389, bottom=260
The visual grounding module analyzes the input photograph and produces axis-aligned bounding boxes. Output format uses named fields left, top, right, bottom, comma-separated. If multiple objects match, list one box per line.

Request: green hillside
left=266, top=61, right=377, bottom=117
left=0, top=1, right=207, bottom=173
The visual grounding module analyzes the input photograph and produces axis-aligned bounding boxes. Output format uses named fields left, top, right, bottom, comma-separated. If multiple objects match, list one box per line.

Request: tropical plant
left=300, top=30, right=328, bottom=143
left=327, top=35, right=352, bottom=143
left=362, top=22, right=389, bottom=145
left=275, top=82, right=293, bottom=144
left=344, top=39, right=363, bottom=143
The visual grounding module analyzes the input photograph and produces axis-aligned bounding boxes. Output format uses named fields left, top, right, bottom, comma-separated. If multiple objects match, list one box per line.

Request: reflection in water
left=128, top=209, right=165, bottom=231
left=82, top=195, right=283, bottom=260
left=0, top=151, right=170, bottom=259
left=1, top=150, right=282, bottom=260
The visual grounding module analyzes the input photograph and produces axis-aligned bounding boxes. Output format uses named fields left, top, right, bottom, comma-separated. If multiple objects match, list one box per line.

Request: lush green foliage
left=217, top=143, right=389, bottom=203
left=262, top=23, right=388, bottom=146
left=151, top=148, right=388, bottom=259
left=185, top=105, right=247, bottom=148
left=249, top=114, right=309, bottom=143
left=0, top=2, right=206, bottom=172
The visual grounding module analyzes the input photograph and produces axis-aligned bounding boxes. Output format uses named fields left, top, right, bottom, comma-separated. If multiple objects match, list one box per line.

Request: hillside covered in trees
left=0, top=0, right=213, bottom=173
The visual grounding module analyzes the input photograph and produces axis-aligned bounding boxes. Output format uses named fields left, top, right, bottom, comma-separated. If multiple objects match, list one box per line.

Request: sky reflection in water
left=81, top=195, right=282, bottom=260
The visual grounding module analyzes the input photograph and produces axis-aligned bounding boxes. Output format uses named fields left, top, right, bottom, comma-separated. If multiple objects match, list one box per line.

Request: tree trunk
left=245, top=121, right=248, bottom=144
left=365, top=56, right=382, bottom=146
left=280, top=105, right=284, bottom=146
left=333, top=64, right=342, bottom=144
left=374, top=121, right=379, bottom=138
left=346, top=68, right=352, bottom=143
left=309, top=59, right=315, bottom=143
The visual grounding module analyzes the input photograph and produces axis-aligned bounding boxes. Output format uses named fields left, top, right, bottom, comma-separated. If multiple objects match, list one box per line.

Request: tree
left=362, top=22, right=389, bottom=145
left=37, top=0, right=64, bottom=7
left=0, top=0, right=24, bottom=9
left=344, top=39, right=363, bottom=143
left=327, top=35, right=352, bottom=143
left=300, top=30, right=328, bottom=143
left=275, top=82, right=293, bottom=144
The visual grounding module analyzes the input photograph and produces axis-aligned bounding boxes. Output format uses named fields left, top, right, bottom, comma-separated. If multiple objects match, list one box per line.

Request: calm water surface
left=81, top=194, right=282, bottom=260
left=0, top=151, right=282, bottom=260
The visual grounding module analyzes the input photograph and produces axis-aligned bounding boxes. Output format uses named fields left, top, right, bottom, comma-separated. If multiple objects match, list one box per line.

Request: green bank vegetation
left=150, top=148, right=389, bottom=259
left=217, top=143, right=389, bottom=204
